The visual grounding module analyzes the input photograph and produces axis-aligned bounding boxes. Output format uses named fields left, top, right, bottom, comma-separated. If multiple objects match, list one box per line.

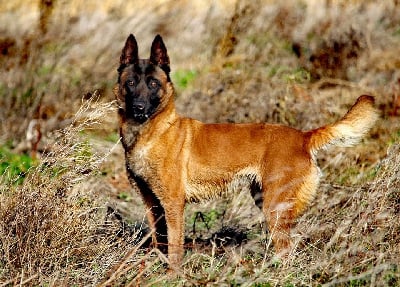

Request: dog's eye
left=149, top=79, right=160, bottom=89
left=127, top=80, right=135, bottom=86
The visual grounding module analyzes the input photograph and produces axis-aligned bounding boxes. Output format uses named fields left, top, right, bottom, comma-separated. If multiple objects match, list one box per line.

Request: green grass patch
left=117, top=191, right=132, bottom=202
left=190, top=209, right=221, bottom=232
left=105, top=132, right=120, bottom=143
left=392, top=26, right=400, bottom=37
left=388, top=129, right=400, bottom=145
left=172, top=69, right=197, bottom=90
left=283, top=67, right=311, bottom=83
left=0, top=145, right=36, bottom=185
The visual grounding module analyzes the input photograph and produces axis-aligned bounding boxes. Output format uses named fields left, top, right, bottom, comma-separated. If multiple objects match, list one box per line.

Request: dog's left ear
left=150, top=35, right=170, bottom=73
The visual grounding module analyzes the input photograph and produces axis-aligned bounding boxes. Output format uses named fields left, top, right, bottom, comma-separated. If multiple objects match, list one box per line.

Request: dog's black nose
left=133, top=103, right=145, bottom=111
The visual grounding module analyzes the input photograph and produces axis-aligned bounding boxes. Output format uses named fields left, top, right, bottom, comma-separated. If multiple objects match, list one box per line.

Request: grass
left=0, top=146, right=36, bottom=186
left=172, top=69, right=198, bottom=91
left=1, top=0, right=400, bottom=286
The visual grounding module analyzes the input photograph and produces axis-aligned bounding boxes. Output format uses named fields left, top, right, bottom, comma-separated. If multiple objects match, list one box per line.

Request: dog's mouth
left=132, top=113, right=149, bottom=123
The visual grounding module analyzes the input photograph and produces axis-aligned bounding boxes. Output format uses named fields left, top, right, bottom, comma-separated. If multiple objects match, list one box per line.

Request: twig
left=322, top=263, right=392, bottom=287
left=20, top=274, right=39, bottom=286
left=311, top=78, right=374, bottom=94
left=99, top=231, right=153, bottom=287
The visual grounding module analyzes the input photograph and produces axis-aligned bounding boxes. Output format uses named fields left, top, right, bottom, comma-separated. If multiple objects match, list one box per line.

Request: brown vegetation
left=0, top=0, right=399, bottom=285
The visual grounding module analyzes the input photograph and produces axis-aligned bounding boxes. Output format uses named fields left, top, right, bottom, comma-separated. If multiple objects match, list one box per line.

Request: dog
left=114, top=34, right=378, bottom=267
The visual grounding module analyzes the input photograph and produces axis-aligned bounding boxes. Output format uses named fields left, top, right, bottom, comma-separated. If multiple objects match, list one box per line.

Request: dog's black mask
left=117, top=34, right=170, bottom=124
left=123, top=62, right=162, bottom=124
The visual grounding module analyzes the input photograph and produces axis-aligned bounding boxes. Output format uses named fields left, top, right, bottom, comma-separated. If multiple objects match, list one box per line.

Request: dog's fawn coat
left=115, top=34, right=379, bottom=267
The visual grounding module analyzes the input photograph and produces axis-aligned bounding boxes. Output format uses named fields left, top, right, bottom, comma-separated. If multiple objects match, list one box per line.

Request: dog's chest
left=126, top=145, right=154, bottom=178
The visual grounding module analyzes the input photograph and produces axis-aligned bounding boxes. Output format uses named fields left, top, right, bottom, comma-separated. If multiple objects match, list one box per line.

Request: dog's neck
left=120, top=100, right=178, bottom=151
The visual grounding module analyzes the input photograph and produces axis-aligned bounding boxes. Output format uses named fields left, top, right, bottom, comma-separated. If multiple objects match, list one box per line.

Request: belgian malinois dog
left=115, top=34, right=378, bottom=267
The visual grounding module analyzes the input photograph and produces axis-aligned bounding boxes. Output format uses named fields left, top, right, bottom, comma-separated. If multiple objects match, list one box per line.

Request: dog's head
left=115, top=34, right=174, bottom=124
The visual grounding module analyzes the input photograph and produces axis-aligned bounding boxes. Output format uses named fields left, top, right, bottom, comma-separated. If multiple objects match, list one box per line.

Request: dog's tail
left=305, top=95, right=379, bottom=154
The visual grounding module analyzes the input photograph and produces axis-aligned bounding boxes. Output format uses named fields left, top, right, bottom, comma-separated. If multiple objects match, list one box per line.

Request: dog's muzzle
left=132, top=103, right=149, bottom=123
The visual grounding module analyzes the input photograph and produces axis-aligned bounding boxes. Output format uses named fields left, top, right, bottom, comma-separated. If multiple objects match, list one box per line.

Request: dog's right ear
left=120, top=34, right=139, bottom=65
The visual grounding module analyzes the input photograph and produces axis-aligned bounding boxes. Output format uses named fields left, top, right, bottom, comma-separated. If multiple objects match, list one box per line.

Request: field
left=1, top=0, right=399, bottom=286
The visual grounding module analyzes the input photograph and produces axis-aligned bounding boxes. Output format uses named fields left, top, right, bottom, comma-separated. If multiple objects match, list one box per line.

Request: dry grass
left=0, top=97, right=132, bottom=285
left=1, top=0, right=399, bottom=286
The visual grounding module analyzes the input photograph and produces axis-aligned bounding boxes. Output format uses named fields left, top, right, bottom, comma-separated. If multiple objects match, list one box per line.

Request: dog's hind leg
left=261, top=176, right=300, bottom=257
left=265, top=202, right=295, bottom=257
left=260, top=151, right=317, bottom=257
left=249, top=172, right=295, bottom=256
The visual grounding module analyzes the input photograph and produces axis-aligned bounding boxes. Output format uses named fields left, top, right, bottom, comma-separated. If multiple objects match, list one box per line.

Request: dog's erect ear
left=120, top=34, right=139, bottom=65
left=150, top=35, right=170, bottom=70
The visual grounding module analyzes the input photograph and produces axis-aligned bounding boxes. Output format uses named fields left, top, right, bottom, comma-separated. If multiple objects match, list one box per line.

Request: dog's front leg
left=163, top=194, right=185, bottom=268
left=140, top=191, right=168, bottom=254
